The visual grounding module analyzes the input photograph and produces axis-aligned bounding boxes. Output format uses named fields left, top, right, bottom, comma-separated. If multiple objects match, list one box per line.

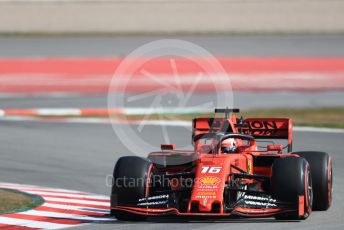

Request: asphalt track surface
left=0, top=120, right=343, bottom=230
left=1, top=35, right=344, bottom=57
left=1, top=92, right=344, bottom=110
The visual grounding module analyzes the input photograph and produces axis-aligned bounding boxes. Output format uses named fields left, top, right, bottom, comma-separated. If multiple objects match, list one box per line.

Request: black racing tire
left=295, top=151, right=332, bottom=211
left=271, top=157, right=313, bottom=220
left=110, top=156, right=152, bottom=221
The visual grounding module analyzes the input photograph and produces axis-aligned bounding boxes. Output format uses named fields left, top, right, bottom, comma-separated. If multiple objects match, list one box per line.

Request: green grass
left=238, top=107, right=344, bottom=129
left=0, top=189, right=43, bottom=214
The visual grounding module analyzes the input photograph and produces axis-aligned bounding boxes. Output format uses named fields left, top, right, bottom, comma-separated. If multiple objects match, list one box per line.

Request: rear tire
left=110, top=156, right=152, bottom=221
left=295, top=151, right=332, bottom=211
left=271, top=157, right=313, bottom=220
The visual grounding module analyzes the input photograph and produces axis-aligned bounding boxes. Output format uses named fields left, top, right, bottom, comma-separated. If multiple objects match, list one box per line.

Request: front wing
left=111, top=195, right=305, bottom=218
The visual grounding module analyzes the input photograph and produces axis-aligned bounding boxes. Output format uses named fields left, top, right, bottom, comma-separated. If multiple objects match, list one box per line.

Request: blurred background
left=0, top=0, right=344, bottom=116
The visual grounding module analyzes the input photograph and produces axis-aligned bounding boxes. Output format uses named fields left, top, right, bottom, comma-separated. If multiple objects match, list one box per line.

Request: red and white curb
left=0, top=182, right=113, bottom=229
left=0, top=107, right=202, bottom=127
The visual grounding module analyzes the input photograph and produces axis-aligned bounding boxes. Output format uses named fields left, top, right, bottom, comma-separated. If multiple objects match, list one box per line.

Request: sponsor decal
left=244, top=195, right=276, bottom=202
left=137, top=201, right=168, bottom=206
left=195, top=195, right=216, bottom=199
left=149, top=194, right=169, bottom=200
left=197, top=191, right=216, bottom=196
left=247, top=161, right=253, bottom=174
left=199, top=176, right=220, bottom=186
left=198, top=185, right=218, bottom=190
left=137, top=194, right=169, bottom=206
left=203, top=197, right=208, bottom=206
left=243, top=120, right=280, bottom=136
left=243, top=195, right=277, bottom=208
left=245, top=120, right=278, bottom=130
left=244, top=200, right=277, bottom=208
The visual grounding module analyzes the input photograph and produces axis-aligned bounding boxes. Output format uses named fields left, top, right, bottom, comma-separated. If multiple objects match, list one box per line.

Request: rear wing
left=192, top=114, right=293, bottom=152
left=192, top=108, right=239, bottom=135
left=192, top=117, right=236, bottom=137
left=241, top=118, right=293, bottom=152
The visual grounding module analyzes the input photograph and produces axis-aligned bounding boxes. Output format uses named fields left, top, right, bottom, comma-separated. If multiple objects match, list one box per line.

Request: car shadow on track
left=102, top=215, right=299, bottom=224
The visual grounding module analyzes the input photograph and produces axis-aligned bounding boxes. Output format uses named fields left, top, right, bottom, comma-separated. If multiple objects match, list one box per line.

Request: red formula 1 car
left=110, top=108, right=332, bottom=221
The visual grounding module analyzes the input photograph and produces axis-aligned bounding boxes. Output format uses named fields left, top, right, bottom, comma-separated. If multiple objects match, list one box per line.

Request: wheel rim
left=303, top=164, right=313, bottom=217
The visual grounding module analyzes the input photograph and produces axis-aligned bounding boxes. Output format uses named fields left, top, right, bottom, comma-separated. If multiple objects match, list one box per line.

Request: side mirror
left=161, top=144, right=176, bottom=151
left=267, top=144, right=283, bottom=153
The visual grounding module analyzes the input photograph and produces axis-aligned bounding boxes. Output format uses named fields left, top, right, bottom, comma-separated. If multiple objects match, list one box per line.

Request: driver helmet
left=221, top=138, right=237, bottom=153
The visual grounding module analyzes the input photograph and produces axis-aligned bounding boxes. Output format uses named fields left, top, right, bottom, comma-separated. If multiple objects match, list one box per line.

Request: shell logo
left=199, top=176, right=220, bottom=185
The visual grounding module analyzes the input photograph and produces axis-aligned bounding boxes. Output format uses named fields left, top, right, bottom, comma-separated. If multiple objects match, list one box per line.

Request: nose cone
left=198, top=198, right=214, bottom=212
left=189, top=156, right=233, bottom=213
left=191, top=177, right=222, bottom=212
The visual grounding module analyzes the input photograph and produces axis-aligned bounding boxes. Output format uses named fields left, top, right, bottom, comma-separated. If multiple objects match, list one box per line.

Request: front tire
left=271, top=157, right=313, bottom=220
left=110, top=156, right=152, bottom=221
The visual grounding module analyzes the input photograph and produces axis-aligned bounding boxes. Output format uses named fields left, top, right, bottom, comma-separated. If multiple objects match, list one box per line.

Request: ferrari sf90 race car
left=110, top=108, right=332, bottom=221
